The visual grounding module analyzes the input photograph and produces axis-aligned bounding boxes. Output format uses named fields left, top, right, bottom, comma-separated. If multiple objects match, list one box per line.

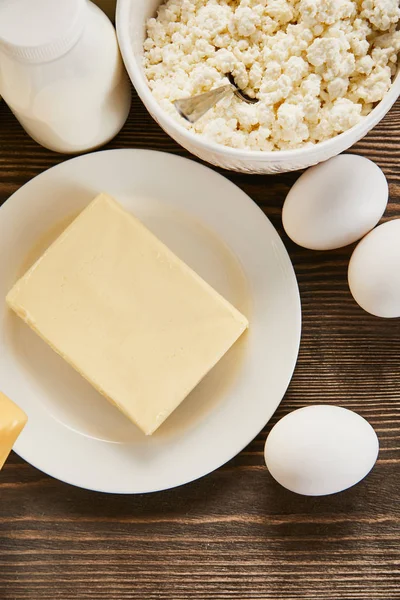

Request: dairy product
left=143, top=0, right=400, bottom=150
left=0, top=392, right=28, bottom=470
left=7, top=194, right=248, bottom=435
left=0, top=0, right=131, bottom=154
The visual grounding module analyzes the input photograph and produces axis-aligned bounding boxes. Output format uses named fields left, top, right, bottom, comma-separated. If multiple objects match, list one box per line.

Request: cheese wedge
left=0, top=392, right=27, bottom=470
left=7, top=194, right=248, bottom=435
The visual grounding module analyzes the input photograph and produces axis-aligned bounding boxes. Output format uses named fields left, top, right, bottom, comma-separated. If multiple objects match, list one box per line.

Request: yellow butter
left=0, top=392, right=27, bottom=470
left=7, top=194, right=248, bottom=435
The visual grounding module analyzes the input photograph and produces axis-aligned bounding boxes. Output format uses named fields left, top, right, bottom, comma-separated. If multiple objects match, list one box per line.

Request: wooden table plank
left=0, top=92, right=399, bottom=600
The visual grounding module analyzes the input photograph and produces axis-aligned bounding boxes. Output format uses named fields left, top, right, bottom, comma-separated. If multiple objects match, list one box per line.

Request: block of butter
left=0, top=392, right=28, bottom=470
left=7, top=194, right=248, bottom=435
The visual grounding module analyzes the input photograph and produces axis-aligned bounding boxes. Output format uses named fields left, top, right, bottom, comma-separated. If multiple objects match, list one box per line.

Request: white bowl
left=117, top=0, right=400, bottom=174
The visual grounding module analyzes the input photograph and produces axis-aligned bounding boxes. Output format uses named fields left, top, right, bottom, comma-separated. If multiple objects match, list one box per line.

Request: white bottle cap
left=0, top=0, right=87, bottom=64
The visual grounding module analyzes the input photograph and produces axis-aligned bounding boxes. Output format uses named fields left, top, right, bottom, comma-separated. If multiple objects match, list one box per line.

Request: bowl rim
left=117, top=0, right=400, bottom=164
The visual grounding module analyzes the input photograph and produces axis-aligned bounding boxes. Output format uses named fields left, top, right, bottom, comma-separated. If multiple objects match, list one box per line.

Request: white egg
left=282, top=154, right=388, bottom=250
left=348, top=219, right=400, bottom=318
left=264, top=405, right=379, bottom=496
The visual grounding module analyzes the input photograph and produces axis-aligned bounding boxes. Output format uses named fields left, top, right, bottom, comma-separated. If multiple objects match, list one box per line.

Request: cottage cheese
left=143, top=0, right=400, bottom=151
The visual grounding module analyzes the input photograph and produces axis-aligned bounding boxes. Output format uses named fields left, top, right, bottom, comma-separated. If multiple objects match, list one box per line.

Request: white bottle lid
left=0, top=0, right=87, bottom=64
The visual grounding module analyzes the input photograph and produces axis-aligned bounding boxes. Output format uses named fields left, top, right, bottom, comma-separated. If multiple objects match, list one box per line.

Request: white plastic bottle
left=0, top=0, right=131, bottom=154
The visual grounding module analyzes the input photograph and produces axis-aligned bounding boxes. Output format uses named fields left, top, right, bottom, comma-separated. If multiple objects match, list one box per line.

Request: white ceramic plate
left=0, top=149, right=301, bottom=493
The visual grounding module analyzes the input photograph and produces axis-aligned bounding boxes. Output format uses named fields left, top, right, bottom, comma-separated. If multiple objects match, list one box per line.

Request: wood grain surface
left=0, top=91, right=399, bottom=600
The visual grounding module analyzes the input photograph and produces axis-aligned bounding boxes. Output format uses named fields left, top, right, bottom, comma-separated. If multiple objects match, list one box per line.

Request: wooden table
left=1, top=92, right=399, bottom=600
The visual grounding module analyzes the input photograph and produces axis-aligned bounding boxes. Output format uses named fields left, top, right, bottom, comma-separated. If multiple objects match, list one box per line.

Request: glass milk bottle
left=0, top=0, right=131, bottom=154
